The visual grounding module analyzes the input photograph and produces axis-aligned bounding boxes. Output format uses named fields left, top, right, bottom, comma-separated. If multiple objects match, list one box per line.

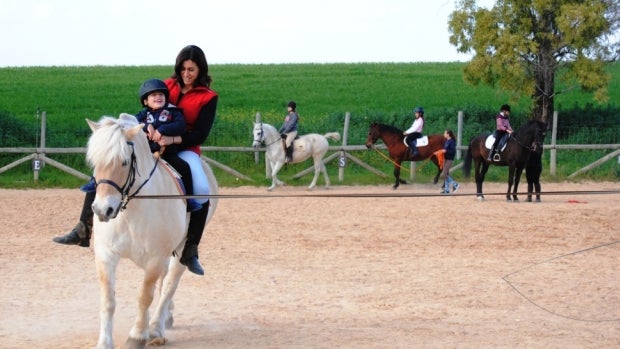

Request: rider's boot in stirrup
left=180, top=204, right=209, bottom=275
left=285, top=145, right=294, bottom=163
left=53, top=220, right=92, bottom=247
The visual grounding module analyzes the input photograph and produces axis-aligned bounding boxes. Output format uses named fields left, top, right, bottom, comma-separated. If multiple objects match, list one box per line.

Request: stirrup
left=493, top=153, right=501, bottom=161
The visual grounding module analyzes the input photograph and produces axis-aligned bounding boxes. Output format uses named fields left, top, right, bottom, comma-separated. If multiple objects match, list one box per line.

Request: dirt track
left=0, top=181, right=619, bottom=348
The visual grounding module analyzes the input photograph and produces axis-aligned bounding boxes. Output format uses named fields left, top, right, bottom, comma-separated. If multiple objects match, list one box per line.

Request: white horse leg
left=95, top=254, right=119, bottom=349
left=148, top=257, right=186, bottom=345
left=125, top=263, right=164, bottom=349
left=268, top=161, right=285, bottom=191
left=321, top=162, right=331, bottom=189
left=307, top=160, right=323, bottom=190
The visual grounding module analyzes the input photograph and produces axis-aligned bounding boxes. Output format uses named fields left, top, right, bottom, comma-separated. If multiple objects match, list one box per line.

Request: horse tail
left=324, top=132, right=341, bottom=142
left=463, top=142, right=473, bottom=178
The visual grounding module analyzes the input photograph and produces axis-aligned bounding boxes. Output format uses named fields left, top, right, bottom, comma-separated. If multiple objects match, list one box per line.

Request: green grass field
left=1, top=62, right=618, bottom=188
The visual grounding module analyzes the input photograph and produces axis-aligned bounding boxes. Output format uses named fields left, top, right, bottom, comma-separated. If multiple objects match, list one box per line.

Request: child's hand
left=151, top=130, right=162, bottom=142
left=146, top=124, right=156, bottom=139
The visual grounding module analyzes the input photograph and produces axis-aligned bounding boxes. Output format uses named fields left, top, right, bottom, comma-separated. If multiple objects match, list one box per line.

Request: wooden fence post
left=550, top=111, right=558, bottom=176
left=457, top=111, right=463, bottom=160
left=338, top=112, right=350, bottom=181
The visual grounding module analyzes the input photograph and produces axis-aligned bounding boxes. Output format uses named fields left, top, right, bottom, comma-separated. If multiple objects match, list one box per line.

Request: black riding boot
left=180, top=204, right=209, bottom=275
left=285, top=144, right=294, bottom=163
left=53, top=191, right=94, bottom=247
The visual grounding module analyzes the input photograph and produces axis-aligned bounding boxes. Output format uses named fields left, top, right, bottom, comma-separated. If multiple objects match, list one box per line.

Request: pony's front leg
left=268, top=161, right=285, bottom=191
left=125, top=264, right=163, bottom=349
left=95, top=254, right=120, bottom=349
left=149, top=258, right=186, bottom=346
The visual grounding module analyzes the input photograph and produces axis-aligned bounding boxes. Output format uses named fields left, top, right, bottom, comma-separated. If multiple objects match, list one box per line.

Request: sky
left=1, top=0, right=494, bottom=67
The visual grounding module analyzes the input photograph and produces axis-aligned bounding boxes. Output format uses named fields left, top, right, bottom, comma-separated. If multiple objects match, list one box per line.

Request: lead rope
left=371, top=146, right=432, bottom=172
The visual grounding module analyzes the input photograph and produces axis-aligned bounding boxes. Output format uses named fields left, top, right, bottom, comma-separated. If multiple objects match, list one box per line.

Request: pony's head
left=252, top=122, right=265, bottom=147
left=516, top=120, right=547, bottom=152
left=86, top=113, right=149, bottom=221
left=366, top=123, right=402, bottom=149
left=365, top=122, right=381, bottom=148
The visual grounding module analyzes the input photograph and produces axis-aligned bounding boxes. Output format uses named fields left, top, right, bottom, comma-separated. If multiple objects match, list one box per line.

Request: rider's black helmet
left=288, top=101, right=297, bottom=111
left=413, top=106, right=424, bottom=114
left=500, top=104, right=511, bottom=112
left=139, top=79, right=169, bottom=105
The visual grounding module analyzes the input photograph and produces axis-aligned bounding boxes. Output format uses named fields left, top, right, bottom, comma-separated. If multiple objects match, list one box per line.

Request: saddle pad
left=402, top=135, right=429, bottom=147
left=159, top=159, right=185, bottom=195
left=485, top=135, right=507, bottom=151
left=484, top=135, right=495, bottom=149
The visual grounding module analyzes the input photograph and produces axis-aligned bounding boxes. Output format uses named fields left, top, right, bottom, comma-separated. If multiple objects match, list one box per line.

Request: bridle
left=509, top=125, right=545, bottom=152
left=254, top=123, right=281, bottom=147
left=94, top=141, right=159, bottom=211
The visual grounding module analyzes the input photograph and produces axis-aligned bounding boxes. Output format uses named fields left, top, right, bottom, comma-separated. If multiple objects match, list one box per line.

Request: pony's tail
left=324, top=132, right=341, bottom=142
left=463, top=144, right=473, bottom=178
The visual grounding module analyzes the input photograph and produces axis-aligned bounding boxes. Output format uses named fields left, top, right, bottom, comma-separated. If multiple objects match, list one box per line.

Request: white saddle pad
left=403, top=135, right=429, bottom=147
left=484, top=135, right=495, bottom=149
left=485, top=135, right=507, bottom=151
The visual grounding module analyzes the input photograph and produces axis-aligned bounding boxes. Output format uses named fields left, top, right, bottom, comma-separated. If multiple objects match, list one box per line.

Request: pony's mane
left=375, top=123, right=403, bottom=134
left=86, top=115, right=144, bottom=169
left=515, top=119, right=546, bottom=134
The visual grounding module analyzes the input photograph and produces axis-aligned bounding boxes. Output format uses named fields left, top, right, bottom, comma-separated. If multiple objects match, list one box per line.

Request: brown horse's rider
left=403, top=107, right=424, bottom=157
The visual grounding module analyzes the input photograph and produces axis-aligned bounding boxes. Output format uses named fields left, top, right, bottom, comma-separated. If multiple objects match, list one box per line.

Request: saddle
left=484, top=133, right=510, bottom=152
left=402, top=135, right=429, bottom=148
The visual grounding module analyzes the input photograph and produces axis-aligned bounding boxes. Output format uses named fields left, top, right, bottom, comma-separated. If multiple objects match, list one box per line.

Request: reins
left=256, top=123, right=283, bottom=147
left=508, top=127, right=542, bottom=152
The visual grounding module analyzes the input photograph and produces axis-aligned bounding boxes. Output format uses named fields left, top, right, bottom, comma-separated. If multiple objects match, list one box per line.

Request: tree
left=448, top=0, right=620, bottom=122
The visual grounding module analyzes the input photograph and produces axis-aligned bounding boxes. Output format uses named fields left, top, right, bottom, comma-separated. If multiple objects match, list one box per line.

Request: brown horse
left=463, top=120, right=547, bottom=201
left=365, top=122, right=445, bottom=189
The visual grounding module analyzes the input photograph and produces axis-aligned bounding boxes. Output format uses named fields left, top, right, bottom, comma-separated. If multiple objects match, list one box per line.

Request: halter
left=94, top=141, right=159, bottom=211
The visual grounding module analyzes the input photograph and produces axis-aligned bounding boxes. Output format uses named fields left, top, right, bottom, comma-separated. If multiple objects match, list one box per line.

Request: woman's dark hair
left=445, top=129, right=456, bottom=140
left=172, top=45, right=212, bottom=88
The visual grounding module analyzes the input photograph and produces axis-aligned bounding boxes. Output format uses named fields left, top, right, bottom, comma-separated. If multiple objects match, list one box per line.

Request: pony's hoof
left=125, top=337, right=147, bottom=349
left=148, top=337, right=168, bottom=346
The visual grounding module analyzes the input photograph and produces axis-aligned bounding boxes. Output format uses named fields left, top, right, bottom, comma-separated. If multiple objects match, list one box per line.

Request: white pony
left=86, top=113, right=218, bottom=349
left=252, top=122, right=340, bottom=191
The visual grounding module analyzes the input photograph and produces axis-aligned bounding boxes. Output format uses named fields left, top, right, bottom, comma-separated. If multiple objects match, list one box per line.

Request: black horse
left=463, top=120, right=547, bottom=201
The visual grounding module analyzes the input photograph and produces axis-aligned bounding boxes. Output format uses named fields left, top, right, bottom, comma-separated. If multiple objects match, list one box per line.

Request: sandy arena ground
left=0, top=181, right=619, bottom=348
